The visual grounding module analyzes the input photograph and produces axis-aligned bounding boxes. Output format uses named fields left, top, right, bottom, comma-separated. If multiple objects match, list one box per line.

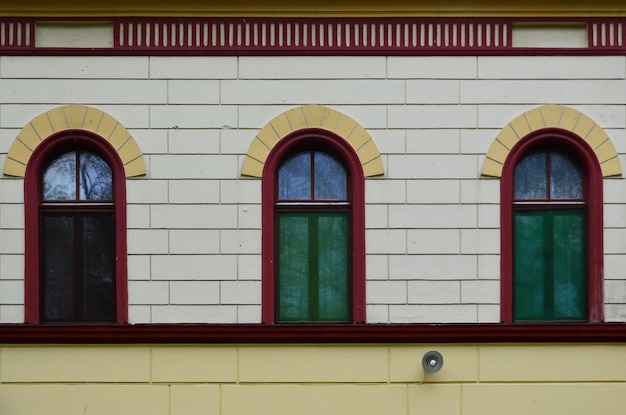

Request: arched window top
left=278, top=150, right=348, bottom=201
left=43, top=150, right=113, bottom=201
left=3, top=105, right=145, bottom=178
left=483, top=105, right=621, bottom=178
left=514, top=148, right=583, bottom=201
left=242, top=105, right=383, bottom=178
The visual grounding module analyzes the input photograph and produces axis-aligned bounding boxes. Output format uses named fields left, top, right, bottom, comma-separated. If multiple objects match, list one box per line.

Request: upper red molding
left=0, top=323, right=625, bottom=344
left=1, top=17, right=625, bottom=55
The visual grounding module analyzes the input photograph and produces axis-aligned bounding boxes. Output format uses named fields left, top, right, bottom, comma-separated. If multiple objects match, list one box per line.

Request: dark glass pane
left=41, top=214, right=75, bottom=322
left=43, top=151, right=77, bottom=200
left=278, top=152, right=311, bottom=200
left=82, top=214, right=116, bottom=322
left=316, top=213, right=350, bottom=321
left=79, top=151, right=112, bottom=200
left=514, top=210, right=586, bottom=321
left=314, top=152, right=347, bottom=200
left=514, top=151, right=547, bottom=199
left=277, top=213, right=310, bottom=321
left=513, top=211, right=546, bottom=321
left=550, top=151, right=583, bottom=199
left=552, top=211, right=586, bottom=320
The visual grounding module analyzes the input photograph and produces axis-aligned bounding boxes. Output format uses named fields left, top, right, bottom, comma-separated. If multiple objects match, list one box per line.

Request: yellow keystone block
left=118, top=138, right=142, bottom=164
left=302, top=104, right=327, bottom=127
left=123, top=156, right=146, bottom=177
left=6, top=139, right=32, bottom=165
left=247, top=138, right=271, bottom=164
left=108, top=126, right=131, bottom=149
left=46, top=106, right=69, bottom=132
left=3, top=157, right=26, bottom=177
left=495, top=124, right=520, bottom=150
left=357, top=139, right=379, bottom=166
left=241, top=155, right=264, bottom=177
left=540, top=104, right=564, bottom=127
left=255, top=124, right=281, bottom=149
left=594, top=139, right=619, bottom=164
left=285, top=107, right=307, bottom=131
left=524, top=108, right=545, bottom=131
left=62, top=105, right=88, bottom=129
left=559, top=106, right=581, bottom=130
left=96, top=113, right=120, bottom=139
left=573, top=114, right=595, bottom=138
left=348, top=124, right=371, bottom=150
left=83, top=106, right=105, bottom=130
left=16, top=124, right=41, bottom=151
left=270, top=113, right=293, bottom=138
left=485, top=139, right=509, bottom=165
left=363, top=156, right=384, bottom=177
left=335, top=115, right=357, bottom=139
left=481, top=157, right=504, bottom=177
left=29, top=113, right=55, bottom=140
left=601, top=157, right=622, bottom=177
left=320, top=107, right=342, bottom=132
left=584, top=126, right=609, bottom=150
left=508, top=115, right=531, bottom=138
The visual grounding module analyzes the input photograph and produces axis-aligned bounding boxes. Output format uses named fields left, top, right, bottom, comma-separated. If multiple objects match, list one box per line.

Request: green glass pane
left=277, top=214, right=310, bottom=321
left=317, top=213, right=350, bottom=321
left=514, top=210, right=586, bottom=321
left=513, top=212, right=546, bottom=320
left=552, top=211, right=586, bottom=319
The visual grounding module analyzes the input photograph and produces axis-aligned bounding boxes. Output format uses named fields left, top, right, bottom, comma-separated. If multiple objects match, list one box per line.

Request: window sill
left=0, top=323, right=624, bottom=344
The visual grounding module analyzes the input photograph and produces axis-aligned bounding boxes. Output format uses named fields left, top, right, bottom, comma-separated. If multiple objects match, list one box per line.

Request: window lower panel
left=277, top=212, right=350, bottom=323
left=513, top=209, right=586, bottom=321
left=41, top=212, right=116, bottom=323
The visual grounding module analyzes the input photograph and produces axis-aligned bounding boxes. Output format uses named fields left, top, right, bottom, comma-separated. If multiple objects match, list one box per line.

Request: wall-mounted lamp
left=416, top=350, right=444, bottom=384
left=422, top=350, right=444, bottom=374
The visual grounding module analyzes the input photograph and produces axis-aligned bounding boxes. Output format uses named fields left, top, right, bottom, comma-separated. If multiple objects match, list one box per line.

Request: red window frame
left=500, top=128, right=604, bottom=323
left=24, top=130, right=128, bottom=324
left=261, top=129, right=366, bottom=324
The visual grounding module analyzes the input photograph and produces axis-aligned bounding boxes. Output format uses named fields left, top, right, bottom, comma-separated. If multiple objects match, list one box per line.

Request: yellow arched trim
left=3, top=105, right=145, bottom=177
left=241, top=105, right=384, bottom=178
left=482, top=105, right=622, bottom=178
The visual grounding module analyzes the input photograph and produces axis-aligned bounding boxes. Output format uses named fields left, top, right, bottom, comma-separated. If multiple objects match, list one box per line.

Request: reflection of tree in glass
left=79, top=151, right=112, bottom=200
left=43, top=152, right=77, bottom=200
left=43, top=151, right=112, bottom=201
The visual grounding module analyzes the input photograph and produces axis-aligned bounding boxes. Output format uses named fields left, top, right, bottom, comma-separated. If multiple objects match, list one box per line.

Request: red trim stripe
left=1, top=17, right=625, bottom=55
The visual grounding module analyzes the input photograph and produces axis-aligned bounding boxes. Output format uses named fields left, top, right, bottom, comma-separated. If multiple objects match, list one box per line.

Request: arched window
left=24, top=132, right=128, bottom=323
left=501, top=129, right=603, bottom=323
left=262, top=130, right=365, bottom=324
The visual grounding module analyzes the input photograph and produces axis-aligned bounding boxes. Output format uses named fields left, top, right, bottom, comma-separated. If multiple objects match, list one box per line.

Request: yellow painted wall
left=1, top=343, right=625, bottom=415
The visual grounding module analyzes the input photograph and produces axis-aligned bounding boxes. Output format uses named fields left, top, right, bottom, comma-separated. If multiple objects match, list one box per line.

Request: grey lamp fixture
left=422, top=350, right=444, bottom=374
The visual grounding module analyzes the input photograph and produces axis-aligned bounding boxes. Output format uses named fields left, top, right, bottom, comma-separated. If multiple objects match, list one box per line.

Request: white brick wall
left=0, top=54, right=625, bottom=323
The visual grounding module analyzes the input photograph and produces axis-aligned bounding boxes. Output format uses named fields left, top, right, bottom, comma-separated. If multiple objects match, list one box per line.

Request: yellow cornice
left=1, top=0, right=625, bottom=17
